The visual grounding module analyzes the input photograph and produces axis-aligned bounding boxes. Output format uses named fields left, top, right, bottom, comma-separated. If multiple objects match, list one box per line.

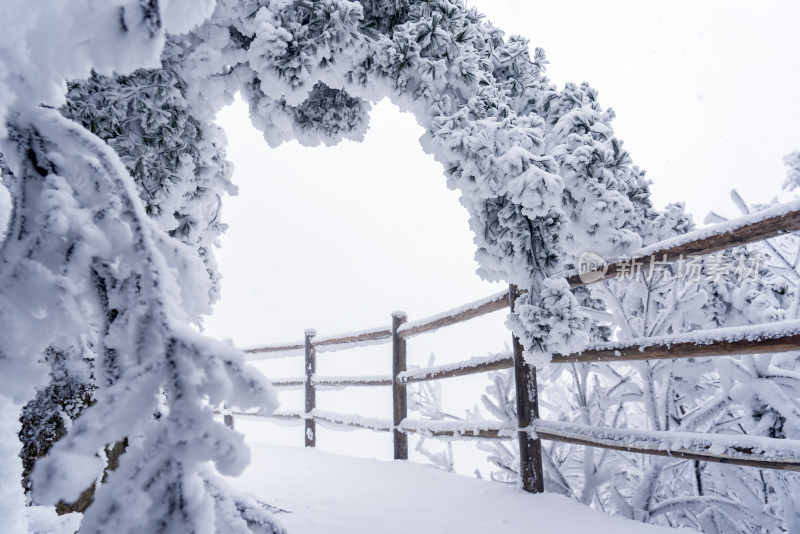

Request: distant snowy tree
left=783, top=151, right=800, bottom=192
left=408, top=355, right=459, bottom=472
left=475, top=370, right=520, bottom=485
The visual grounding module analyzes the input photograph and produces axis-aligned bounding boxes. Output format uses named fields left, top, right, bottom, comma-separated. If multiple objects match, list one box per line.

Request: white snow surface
left=230, top=442, right=693, bottom=534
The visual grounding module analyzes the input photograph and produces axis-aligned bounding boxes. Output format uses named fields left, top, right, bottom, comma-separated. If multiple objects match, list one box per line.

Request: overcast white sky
left=206, top=1, right=800, bottom=465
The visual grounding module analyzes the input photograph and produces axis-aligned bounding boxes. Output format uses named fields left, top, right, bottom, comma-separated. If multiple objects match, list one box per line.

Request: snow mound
left=229, top=443, right=694, bottom=534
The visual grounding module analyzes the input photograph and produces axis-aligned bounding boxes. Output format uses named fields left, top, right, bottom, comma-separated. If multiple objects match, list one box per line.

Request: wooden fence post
left=223, top=404, right=234, bottom=430
left=509, top=285, right=545, bottom=493
left=304, top=329, right=317, bottom=448
left=391, top=312, right=408, bottom=460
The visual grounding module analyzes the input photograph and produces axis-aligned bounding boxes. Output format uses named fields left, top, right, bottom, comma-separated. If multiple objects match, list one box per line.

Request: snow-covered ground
left=231, top=441, right=694, bottom=534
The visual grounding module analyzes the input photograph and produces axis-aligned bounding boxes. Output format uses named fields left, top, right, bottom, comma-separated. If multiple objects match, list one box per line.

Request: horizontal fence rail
left=565, top=198, right=800, bottom=288
left=254, top=317, right=800, bottom=371
left=397, top=290, right=510, bottom=338
left=271, top=376, right=393, bottom=388
left=244, top=326, right=391, bottom=357
left=398, top=353, right=514, bottom=383
left=376, top=321, right=800, bottom=384
left=314, top=376, right=393, bottom=387
left=531, top=420, right=800, bottom=472
left=232, top=410, right=514, bottom=439
left=553, top=320, right=800, bottom=363
left=244, top=341, right=304, bottom=355
left=270, top=378, right=304, bottom=387
left=228, top=410, right=800, bottom=472
left=231, top=202, right=800, bottom=492
left=314, top=327, right=392, bottom=348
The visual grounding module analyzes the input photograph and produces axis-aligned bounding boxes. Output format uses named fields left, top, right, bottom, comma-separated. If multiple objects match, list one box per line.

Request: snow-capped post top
left=391, top=311, right=408, bottom=320
left=305, top=328, right=318, bottom=338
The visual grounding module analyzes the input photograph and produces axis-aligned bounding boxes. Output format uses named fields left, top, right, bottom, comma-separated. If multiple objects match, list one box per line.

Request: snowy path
left=232, top=443, right=693, bottom=533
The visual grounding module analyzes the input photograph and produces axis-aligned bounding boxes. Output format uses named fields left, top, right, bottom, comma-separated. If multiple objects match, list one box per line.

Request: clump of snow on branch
left=508, top=278, right=590, bottom=366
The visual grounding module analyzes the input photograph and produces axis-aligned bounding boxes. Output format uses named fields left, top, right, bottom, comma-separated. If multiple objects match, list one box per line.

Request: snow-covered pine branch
left=5, top=110, right=279, bottom=533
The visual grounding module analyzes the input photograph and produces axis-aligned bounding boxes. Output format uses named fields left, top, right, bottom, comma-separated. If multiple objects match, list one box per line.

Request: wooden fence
left=235, top=200, right=800, bottom=494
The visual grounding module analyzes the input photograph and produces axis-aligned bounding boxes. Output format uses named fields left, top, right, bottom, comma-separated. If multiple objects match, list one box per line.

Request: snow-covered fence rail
left=265, top=320, right=800, bottom=386
left=554, top=321, right=800, bottom=363
left=242, top=325, right=392, bottom=359
left=243, top=341, right=304, bottom=356
left=531, top=420, right=800, bottom=472
left=230, top=408, right=800, bottom=473
left=271, top=376, right=393, bottom=388
left=397, top=352, right=515, bottom=383
left=236, top=286, right=529, bottom=474
left=394, top=320, right=800, bottom=380
left=237, top=202, right=800, bottom=493
left=396, top=290, right=510, bottom=338
left=314, top=326, right=392, bottom=349
left=564, top=197, right=800, bottom=288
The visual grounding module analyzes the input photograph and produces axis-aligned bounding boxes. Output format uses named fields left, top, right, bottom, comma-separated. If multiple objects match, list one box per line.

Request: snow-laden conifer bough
left=0, top=1, right=789, bottom=533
